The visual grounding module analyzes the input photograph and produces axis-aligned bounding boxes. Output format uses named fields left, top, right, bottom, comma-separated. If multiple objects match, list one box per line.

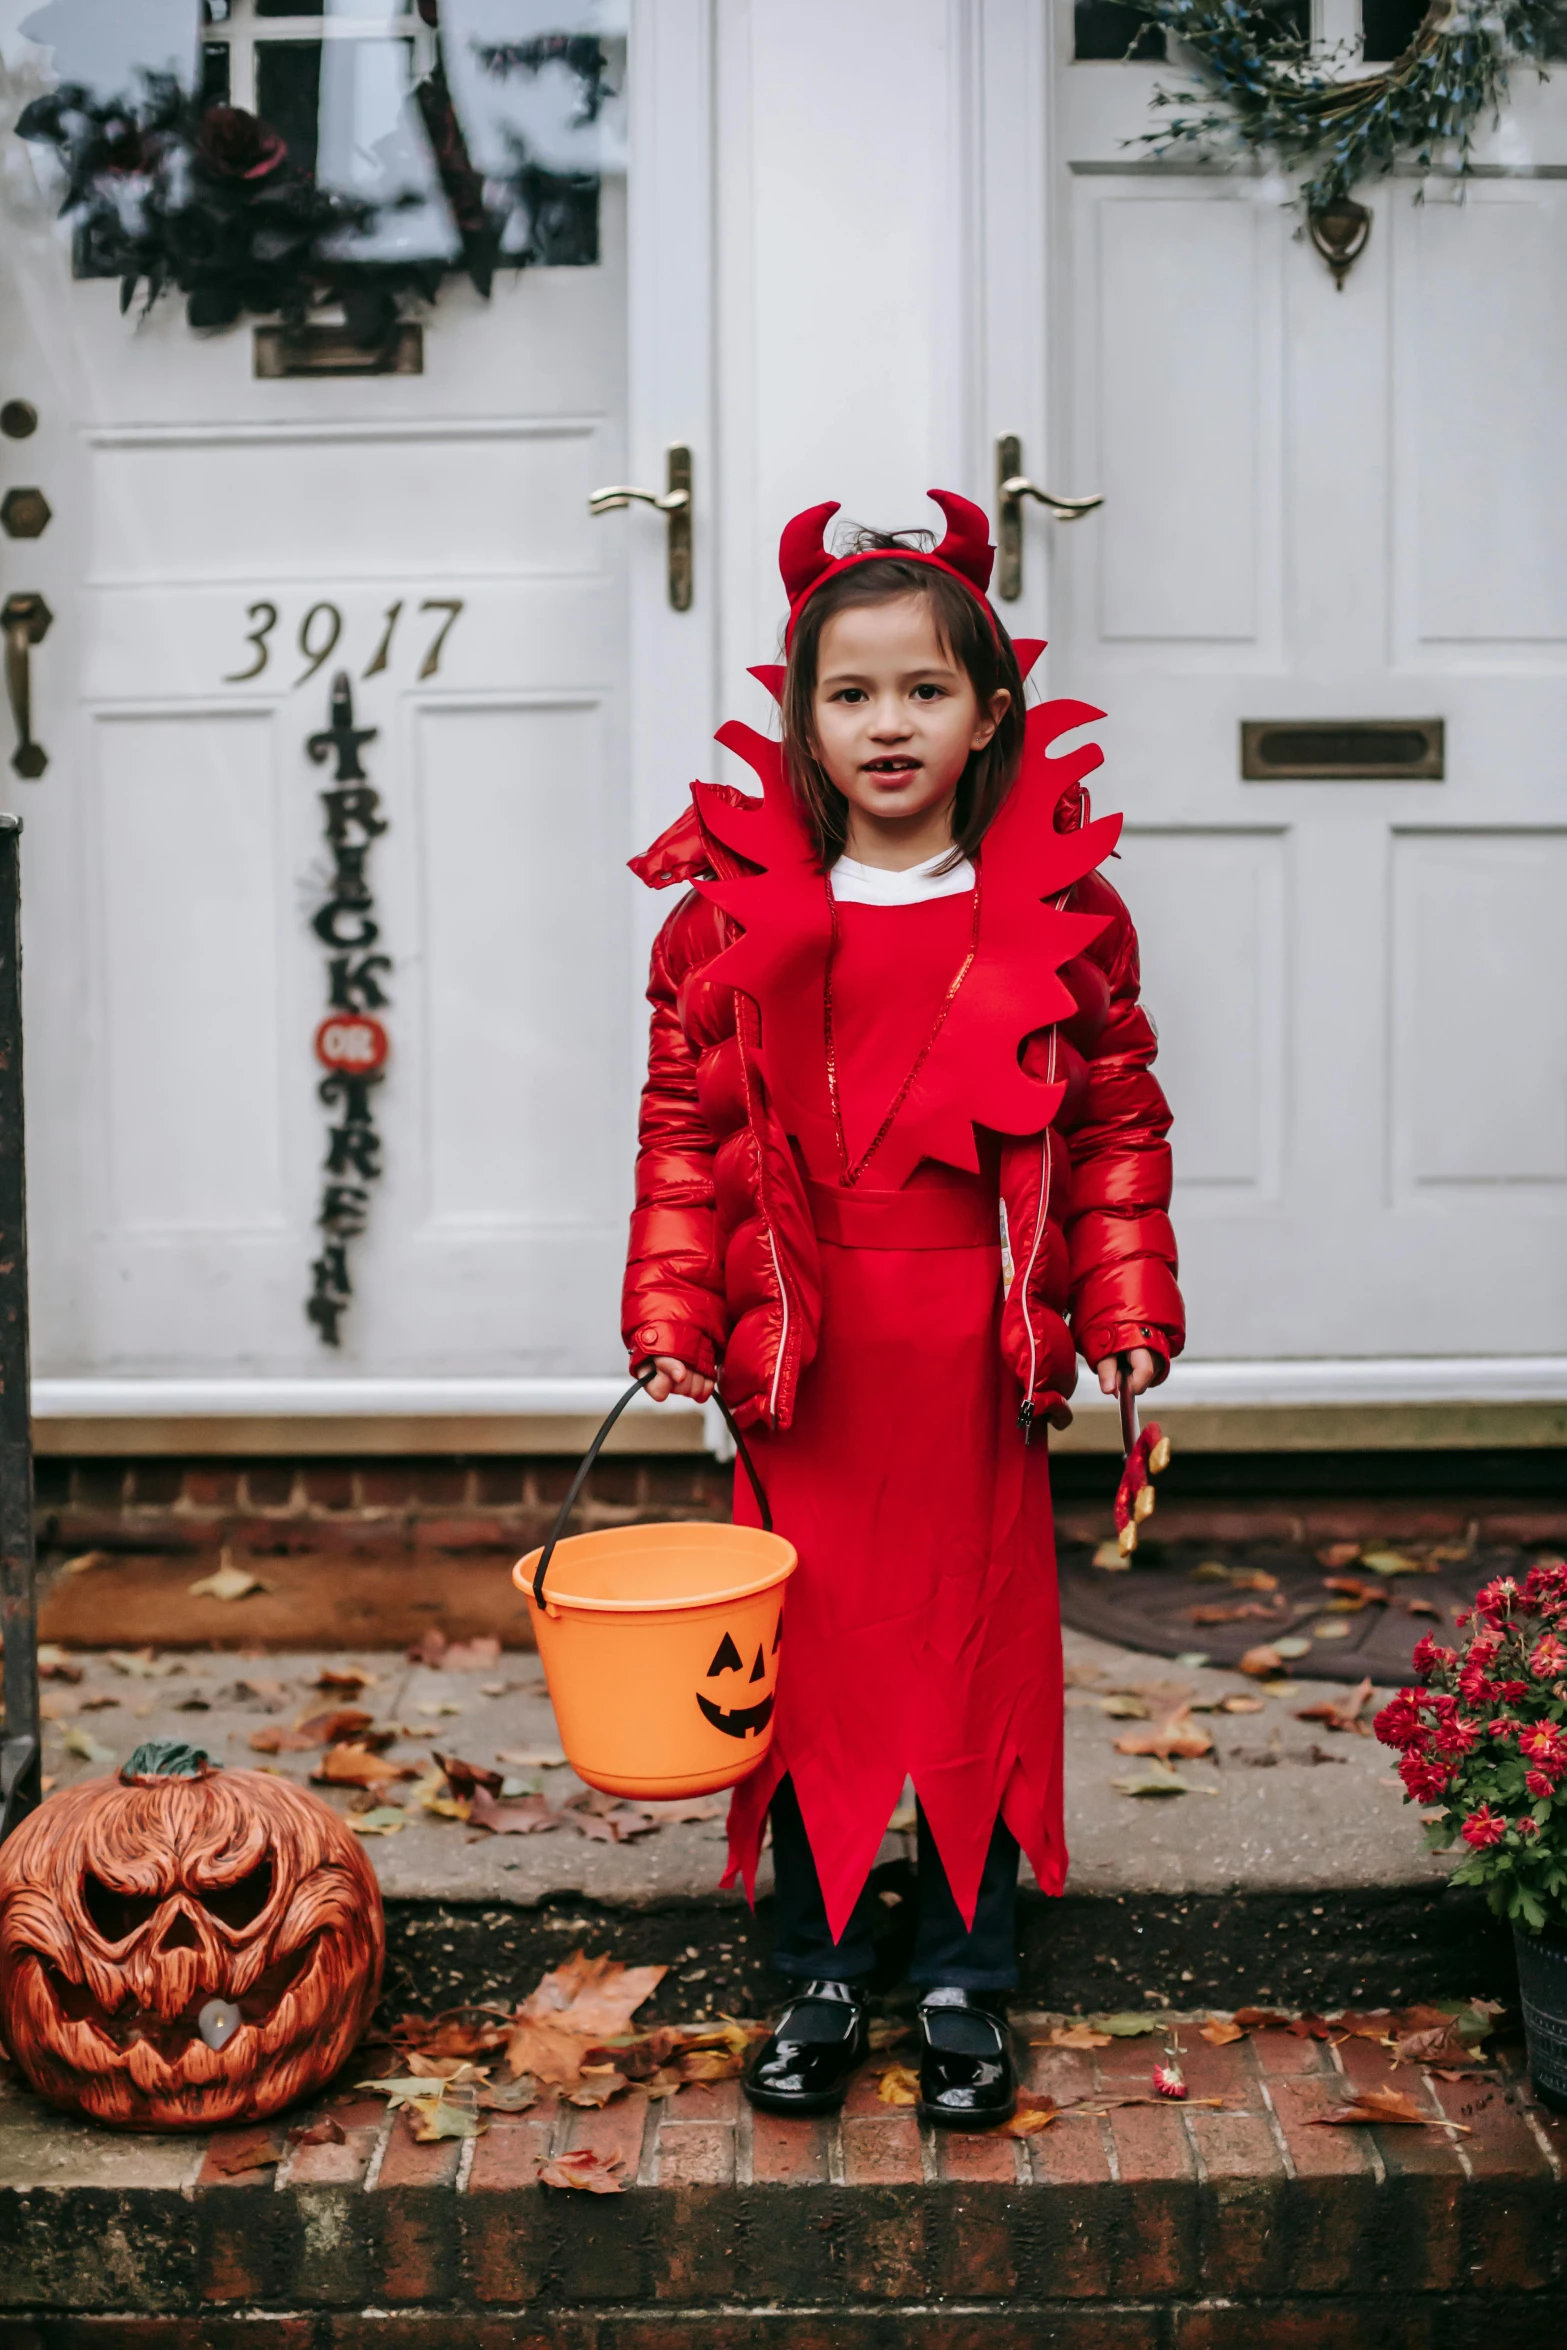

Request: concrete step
left=2, top=2014, right=1560, bottom=2345
left=22, top=1635, right=1514, bottom=2022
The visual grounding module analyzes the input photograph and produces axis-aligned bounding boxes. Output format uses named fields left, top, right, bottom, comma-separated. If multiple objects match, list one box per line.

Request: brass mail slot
left=1241, top=718, right=1444, bottom=782
left=254, top=323, right=424, bottom=379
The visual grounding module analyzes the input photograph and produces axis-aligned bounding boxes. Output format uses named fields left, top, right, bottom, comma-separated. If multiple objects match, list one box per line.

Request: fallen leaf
left=107, top=1649, right=180, bottom=1679
left=467, top=1787, right=559, bottom=1836
left=61, top=1725, right=115, bottom=1765
left=349, top=1808, right=407, bottom=1836
left=1094, top=2014, right=1164, bottom=2038
left=1220, top=1695, right=1266, bottom=1714
left=212, top=2138, right=282, bottom=2173
left=564, top=2069, right=631, bottom=2107
left=1323, top=1576, right=1389, bottom=1611
left=1273, top=1637, right=1312, bottom=1659
left=1295, top=1677, right=1375, bottom=1736
left=1233, top=2008, right=1294, bottom=2030
left=868, top=2018, right=912, bottom=2051
left=1189, top=1601, right=1281, bottom=1627
left=477, top=2077, right=539, bottom=2113
left=1046, top=2021, right=1113, bottom=2050
left=37, top=1647, right=83, bottom=1683
left=1316, top=1541, right=1362, bottom=1571
left=996, top=2093, right=1059, bottom=2137
left=537, top=2149, right=625, bottom=2193
left=1310, top=2086, right=1466, bottom=2130
left=1200, top=2018, right=1243, bottom=2045
left=415, top=1699, right=465, bottom=1718
left=1238, top=1645, right=1285, bottom=1677
left=61, top=1549, right=110, bottom=1575
left=1190, top=1560, right=1233, bottom=1581
left=407, top=2096, right=483, bottom=2142
left=1405, top=1597, right=1443, bottom=1620
left=1092, top=1538, right=1129, bottom=1570
left=314, top=1666, right=375, bottom=1692
left=1359, top=1549, right=1424, bottom=1578
left=78, top=1693, right=120, bottom=1713
left=1097, top=1693, right=1150, bottom=1719
left=1113, top=1704, right=1214, bottom=1761
left=876, top=2064, right=921, bottom=2105
left=312, top=1745, right=417, bottom=1790
left=643, top=1797, right=724, bottom=1823
left=1311, top=1620, right=1354, bottom=1639
left=287, top=2117, right=347, bottom=2147
left=1113, top=1766, right=1214, bottom=1797
left=505, top=1952, right=666, bottom=2085
left=1153, top=2061, right=1186, bottom=2099
left=1228, top=1568, right=1279, bottom=1593
left=189, top=1560, right=268, bottom=1602
left=496, top=1747, right=568, bottom=1770
left=249, top=1724, right=324, bottom=1754
left=295, top=1707, right=378, bottom=1746
left=434, top=1753, right=506, bottom=1799
left=564, top=1790, right=658, bottom=1842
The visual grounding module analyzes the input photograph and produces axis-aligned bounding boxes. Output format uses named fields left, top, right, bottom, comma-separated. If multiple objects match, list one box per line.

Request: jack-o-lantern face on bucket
left=696, top=1613, right=783, bottom=1740
left=0, top=1741, right=384, bottom=2130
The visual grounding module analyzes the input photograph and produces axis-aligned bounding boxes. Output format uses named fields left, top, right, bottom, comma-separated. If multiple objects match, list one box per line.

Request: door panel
left=1045, top=1, right=1567, bottom=1367
left=5, top=6, right=640, bottom=1385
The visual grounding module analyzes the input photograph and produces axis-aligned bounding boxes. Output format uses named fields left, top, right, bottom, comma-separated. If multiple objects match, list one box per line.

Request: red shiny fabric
left=623, top=677, right=1185, bottom=1432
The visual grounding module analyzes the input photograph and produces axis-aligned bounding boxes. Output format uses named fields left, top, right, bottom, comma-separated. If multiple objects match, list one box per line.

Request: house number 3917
left=224, top=597, right=465, bottom=686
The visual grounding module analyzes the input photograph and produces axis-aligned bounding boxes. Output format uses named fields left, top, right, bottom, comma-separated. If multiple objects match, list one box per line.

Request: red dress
left=725, top=887, right=1064, bottom=1940
left=623, top=675, right=1184, bottom=1948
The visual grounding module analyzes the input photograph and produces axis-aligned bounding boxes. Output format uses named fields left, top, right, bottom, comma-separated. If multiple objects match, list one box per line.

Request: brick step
left=2, top=2020, right=1560, bottom=2345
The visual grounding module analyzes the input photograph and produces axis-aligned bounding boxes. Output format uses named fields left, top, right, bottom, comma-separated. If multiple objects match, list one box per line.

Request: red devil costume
left=624, top=493, right=1183, bottom=1943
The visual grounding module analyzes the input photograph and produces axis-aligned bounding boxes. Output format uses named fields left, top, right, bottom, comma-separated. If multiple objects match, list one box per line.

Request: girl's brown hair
left=780, top=528, right=1026, bottom=870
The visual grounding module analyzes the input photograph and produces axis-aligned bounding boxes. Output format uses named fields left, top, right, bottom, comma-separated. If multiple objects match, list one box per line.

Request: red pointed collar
left=661, top=695, right=1123, bottom=1189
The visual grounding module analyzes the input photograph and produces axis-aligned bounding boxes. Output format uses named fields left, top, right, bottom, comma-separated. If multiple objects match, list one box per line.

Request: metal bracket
left=995, top=435, right=1103, bottom=602
left=589, top=444, right=693, bottom=610
left=1, top=593, right=52, bottom=780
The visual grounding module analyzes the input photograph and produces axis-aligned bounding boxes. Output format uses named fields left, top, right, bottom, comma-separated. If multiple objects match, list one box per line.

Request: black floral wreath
left=1125, top=0, right=1567, bottom=210
left=14, top=36, right=607, bottom=340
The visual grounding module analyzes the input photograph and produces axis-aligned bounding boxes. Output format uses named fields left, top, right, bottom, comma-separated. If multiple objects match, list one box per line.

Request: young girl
left=624, top=490, right=1183, bottom=2126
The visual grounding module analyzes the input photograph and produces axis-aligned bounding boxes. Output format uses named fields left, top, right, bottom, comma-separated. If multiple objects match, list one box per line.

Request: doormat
left=1055, top=1539, right=1537, bottom=1684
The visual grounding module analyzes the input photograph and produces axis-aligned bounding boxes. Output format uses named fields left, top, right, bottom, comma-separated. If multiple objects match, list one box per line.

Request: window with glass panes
left=200, top=0, right=438, bottom=182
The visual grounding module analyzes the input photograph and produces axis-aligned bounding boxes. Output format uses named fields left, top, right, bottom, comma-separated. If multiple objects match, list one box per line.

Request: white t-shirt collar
left=830, top=851, right=976, bottom=906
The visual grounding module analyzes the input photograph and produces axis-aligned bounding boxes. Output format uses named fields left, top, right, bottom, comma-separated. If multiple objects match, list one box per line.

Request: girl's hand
left=642, top=1356, right=716, bottom=1404
left=1097, top=1346, right=1159, bottom=1399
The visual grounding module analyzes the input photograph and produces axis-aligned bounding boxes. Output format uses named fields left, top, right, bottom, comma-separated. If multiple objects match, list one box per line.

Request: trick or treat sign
left=304, top=672, right=390, bottom=1347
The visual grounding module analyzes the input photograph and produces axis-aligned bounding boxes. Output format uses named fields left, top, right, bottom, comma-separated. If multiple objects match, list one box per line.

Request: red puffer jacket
left=622, top=688, right=1184, bottom=1432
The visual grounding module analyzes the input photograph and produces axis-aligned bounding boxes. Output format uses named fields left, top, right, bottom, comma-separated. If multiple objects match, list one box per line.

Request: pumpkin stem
left=120, top=1739, right=218, bottom=1783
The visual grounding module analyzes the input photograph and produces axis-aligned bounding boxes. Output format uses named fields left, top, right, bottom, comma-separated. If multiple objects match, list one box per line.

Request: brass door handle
left=588, top=443, right=693, bottom=611
left=995, top=434, right=1103, bottom=601
left=1, top=593, right=50, bottom=779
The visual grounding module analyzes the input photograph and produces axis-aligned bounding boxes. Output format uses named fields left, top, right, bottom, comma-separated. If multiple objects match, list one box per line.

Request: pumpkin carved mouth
left=40, top=1938, right=318, bottom=2060
left=695, top=1692, right=775, bottom=1739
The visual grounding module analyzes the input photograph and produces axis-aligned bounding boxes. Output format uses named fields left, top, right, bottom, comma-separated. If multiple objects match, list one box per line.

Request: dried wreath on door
left=12, top=1, right=620, bottom=342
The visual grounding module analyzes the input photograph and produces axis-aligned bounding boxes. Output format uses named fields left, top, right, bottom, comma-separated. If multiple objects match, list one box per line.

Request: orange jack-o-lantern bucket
left=513, top=1372, right=795, bottom=1800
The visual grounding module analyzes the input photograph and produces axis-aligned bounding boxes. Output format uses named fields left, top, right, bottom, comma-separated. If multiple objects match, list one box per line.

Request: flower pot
left=1513, top=1923, right=1567, bottom=2113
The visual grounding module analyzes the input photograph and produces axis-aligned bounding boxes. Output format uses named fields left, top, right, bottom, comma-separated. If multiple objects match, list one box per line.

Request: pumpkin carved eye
left=81, top=1859, right=273, bottom=1942
left=707, top=1632, right=743, bottom=1676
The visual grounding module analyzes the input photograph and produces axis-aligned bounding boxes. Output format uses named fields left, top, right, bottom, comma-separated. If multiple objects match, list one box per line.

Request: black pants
left=767, top=1775, right=1019, bottom=1993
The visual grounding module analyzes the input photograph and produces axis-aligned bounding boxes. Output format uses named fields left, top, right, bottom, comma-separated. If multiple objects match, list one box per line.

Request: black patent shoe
left=916, top=1987, right=1016, bottom=2128
left=743, top=1979, right=870, bottom=2116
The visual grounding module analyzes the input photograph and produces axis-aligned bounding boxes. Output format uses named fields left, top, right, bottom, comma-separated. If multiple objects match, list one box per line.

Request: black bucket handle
left=530, top=1363, right=773, bottom=1610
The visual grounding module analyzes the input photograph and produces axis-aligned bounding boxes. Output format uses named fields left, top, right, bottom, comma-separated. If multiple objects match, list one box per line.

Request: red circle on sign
left=314, top=1014, right=389, bottom=1074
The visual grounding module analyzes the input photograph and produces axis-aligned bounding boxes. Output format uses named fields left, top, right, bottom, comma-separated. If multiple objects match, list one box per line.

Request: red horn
left=927, top=489, right=995, bottom=595
left=779, top=500, right=841, bottom=604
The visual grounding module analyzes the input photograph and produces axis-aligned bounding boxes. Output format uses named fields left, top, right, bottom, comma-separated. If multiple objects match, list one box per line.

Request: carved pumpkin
left=697, top=1615, right=782, bottom=1742
left=0, top=1740, right=383, bottom=2130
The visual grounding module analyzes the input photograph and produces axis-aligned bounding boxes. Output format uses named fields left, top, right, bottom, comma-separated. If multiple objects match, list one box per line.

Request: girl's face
left=809, top=593, right=1009, bottom=844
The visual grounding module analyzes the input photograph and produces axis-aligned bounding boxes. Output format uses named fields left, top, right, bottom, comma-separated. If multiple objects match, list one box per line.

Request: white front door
left=1017, top=1, right=1567, bottom=1371
left=4, top=1, right=712, bottom=1399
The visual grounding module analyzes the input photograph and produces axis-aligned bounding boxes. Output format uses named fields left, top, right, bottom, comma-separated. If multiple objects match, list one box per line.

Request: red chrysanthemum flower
left=1529, top=1634, right=1567, bottom=1679
left=1411, top=1635, right=1458, bottom=1678
left=1458, top=1662, right=1498, bottom=1706
left=1473, top=1579, right=1520, bottom=1620
left=1399, top=1755, right=1452, bottom=1802
left=1374, top=1693, right=1428, bottom=1751
left=1434, top=1714, right=1483, bottom=1759
left=1525, top=1768, right=1560, bottom=1801
left=1519, top=1723, right=1566, bottom=1767
left=1517, top=1816, right=1541, bottom=1838
left=1461, top=1804, right=1507, bottom=1849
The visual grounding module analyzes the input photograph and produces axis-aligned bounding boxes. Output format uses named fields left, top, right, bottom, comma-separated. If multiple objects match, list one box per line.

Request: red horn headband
left=779, top=488, right=999, bottom=647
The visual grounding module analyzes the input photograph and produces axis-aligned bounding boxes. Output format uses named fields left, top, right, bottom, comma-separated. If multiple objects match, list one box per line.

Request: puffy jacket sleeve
left=620, top=898, right=728, bottom=1378
left=1062, top=871, right=1185, bottom=1381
